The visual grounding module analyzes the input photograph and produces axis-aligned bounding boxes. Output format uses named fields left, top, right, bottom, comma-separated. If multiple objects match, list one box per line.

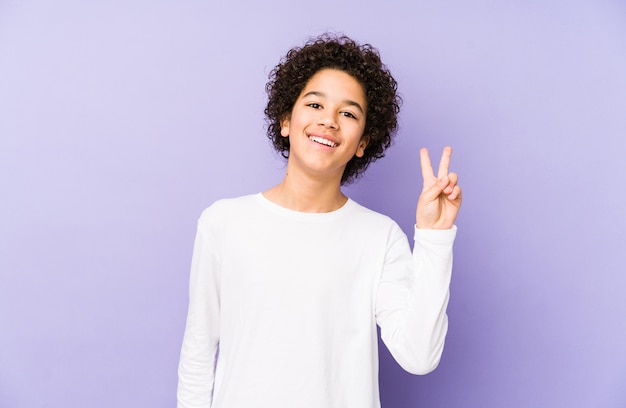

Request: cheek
left=351, top=123, right=367, bottom=140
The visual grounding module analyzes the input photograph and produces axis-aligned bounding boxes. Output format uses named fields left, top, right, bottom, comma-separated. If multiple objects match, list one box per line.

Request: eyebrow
left=302, top=91, right=365, bottom=114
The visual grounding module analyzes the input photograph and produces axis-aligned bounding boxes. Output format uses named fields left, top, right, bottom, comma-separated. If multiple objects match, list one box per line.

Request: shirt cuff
left=414, top=225, right=457, bottom=244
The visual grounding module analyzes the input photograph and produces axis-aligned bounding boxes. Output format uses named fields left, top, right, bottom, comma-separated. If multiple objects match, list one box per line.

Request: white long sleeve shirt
left=177, top=193, right=456, bottom=408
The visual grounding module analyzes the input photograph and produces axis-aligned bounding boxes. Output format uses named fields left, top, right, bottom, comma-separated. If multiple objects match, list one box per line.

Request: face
left=280, top=68, right=368, bottom=182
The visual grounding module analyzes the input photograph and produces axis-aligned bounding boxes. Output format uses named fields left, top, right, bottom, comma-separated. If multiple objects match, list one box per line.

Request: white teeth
left=309, top=136, right=337, bottom=147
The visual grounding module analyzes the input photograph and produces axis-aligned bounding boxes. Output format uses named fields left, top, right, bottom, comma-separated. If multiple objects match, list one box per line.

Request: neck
left=263, top=171, right=347, bottom=213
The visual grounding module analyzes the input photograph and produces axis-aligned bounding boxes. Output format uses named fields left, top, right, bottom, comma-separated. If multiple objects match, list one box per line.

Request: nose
left=318, top=111, right=338, bottom=129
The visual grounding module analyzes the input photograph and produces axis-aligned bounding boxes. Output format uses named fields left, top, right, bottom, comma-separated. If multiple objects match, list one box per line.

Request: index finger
left=437, top=146, right=453, bottom=179
left=420, top=147, right=435, bottom=180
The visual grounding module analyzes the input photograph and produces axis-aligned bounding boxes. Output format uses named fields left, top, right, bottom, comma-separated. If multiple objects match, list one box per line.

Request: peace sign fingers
left=437, top=146, right=453, bottom=179
left=416, top=146, right=462, bottom=230
left=419, top=147, right=435, bottom=181
left=420, top=146, right=453, bottom=182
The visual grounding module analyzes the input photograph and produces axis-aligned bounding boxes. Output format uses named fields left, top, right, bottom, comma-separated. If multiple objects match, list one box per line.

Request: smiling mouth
left=309, top=135, right=337, bottom=147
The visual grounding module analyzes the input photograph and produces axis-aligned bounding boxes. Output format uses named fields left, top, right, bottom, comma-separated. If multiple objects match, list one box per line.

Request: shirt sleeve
left=177, top=211, right=222, bottom=407
left=375, top=223, right=457, bottom=375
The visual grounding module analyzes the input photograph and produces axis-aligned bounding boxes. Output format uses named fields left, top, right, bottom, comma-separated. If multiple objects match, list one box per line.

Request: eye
left=307, top=103, right=322, bottom=109
left=341, top=111, right=357, bottom=119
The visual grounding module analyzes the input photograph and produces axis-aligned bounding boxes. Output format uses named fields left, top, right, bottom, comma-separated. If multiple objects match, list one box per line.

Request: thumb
left=421, top=175, right=449, bottom=201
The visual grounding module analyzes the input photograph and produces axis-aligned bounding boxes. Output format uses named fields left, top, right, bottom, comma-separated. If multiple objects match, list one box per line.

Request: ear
left=355, top=135, right=369, bottom=158
left=280, top=115, right=290, bottom=137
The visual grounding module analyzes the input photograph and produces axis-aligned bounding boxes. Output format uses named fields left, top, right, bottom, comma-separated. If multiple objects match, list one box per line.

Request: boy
left=178, top=34, right=462, bottom=408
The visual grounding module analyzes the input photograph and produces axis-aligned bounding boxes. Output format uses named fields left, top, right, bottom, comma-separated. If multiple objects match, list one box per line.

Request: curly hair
left=264, top=34, right=401, bottom=185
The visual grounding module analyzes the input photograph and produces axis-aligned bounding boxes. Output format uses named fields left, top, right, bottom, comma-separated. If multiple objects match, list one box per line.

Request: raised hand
left=416, top=146, right=462, bottom=230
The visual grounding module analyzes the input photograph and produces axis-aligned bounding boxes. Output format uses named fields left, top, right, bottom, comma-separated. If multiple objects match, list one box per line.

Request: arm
left=177, top=213, right=221, bottom=408
left=376, top=147, right=462, bottom=374
left=376, top=224, right=456, bottom=374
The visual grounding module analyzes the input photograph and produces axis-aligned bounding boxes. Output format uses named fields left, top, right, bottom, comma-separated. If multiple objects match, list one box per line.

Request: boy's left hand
left=416, top=146, right=462, bottom=229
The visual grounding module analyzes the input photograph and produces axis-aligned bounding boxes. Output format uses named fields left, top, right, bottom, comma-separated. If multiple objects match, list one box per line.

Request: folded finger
left=448, top=185, right=462, bottom=201
left=447, top=172, right=458, bottom=187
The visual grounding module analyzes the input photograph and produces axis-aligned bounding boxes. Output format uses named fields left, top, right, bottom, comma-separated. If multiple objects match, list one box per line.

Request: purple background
left=1, top=1, right=625, bottom=407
